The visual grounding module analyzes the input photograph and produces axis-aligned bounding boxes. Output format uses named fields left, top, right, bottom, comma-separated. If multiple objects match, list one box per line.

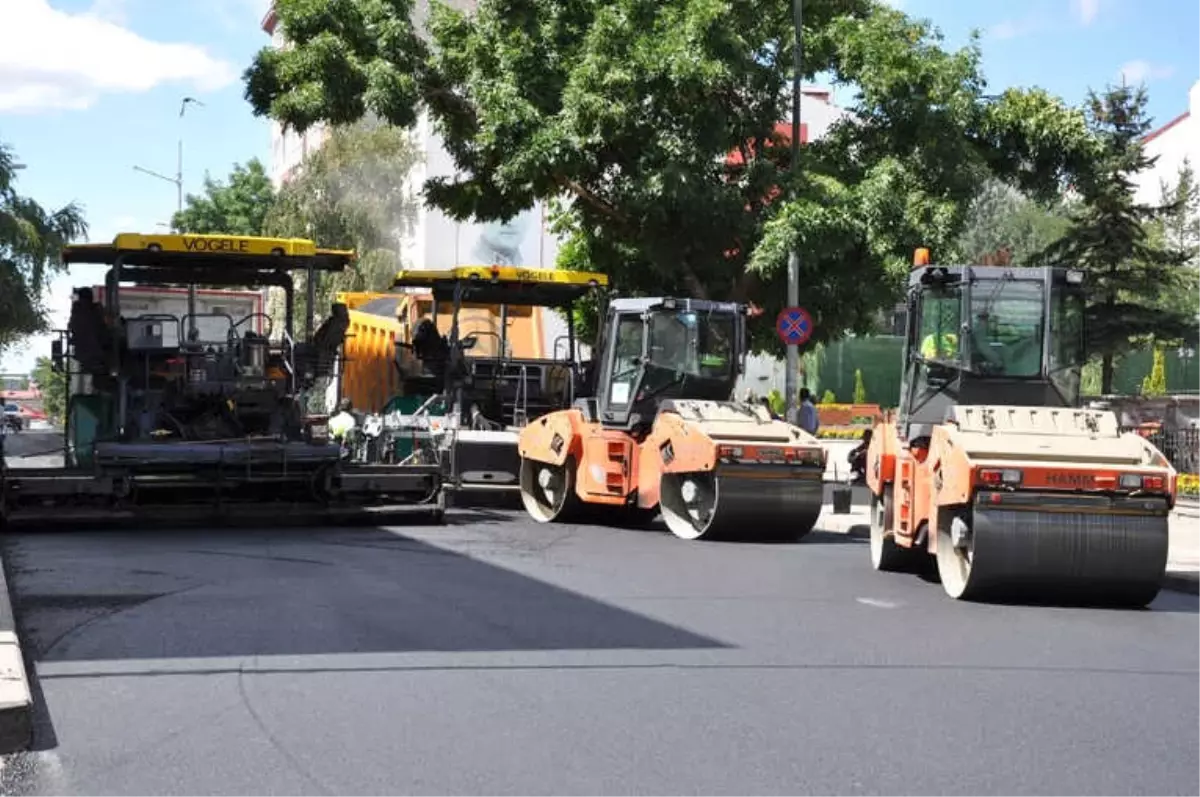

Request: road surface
left=0, top=503, right=1195, bottom=795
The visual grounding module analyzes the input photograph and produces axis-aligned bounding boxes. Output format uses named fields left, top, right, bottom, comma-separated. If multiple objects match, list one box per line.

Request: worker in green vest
left=921, top=330, right=958, bottom=360
left=328, top=398, right=358, bottom=441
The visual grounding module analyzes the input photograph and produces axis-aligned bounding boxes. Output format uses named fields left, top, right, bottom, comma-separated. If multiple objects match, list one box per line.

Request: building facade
left=1133, top=79, right=1199, bottom=207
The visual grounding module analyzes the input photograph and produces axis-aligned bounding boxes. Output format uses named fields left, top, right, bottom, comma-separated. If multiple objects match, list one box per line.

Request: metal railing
left=1122, top=427, right=1199, bottom=474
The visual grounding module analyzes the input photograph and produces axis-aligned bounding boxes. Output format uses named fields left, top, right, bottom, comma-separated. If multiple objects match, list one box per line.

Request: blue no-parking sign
left=776, top=306, right=814, bottom=346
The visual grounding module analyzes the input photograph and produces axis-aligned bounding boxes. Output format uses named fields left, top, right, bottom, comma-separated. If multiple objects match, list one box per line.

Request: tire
left=869, top=485, right=922, bottom=572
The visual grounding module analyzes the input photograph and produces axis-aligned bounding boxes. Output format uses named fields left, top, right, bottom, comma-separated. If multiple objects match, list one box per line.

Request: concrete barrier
left=0, top=559, right=31, bottom=753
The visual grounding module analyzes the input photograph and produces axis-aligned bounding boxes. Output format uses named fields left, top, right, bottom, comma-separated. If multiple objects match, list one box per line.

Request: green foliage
left=0, top=141, right=88, bottom=352
left=852, top=368, right=866, bottom=403
left=820, top=389, right=837, bottom=404
left=1140, top=347, right=1167, bottom=397
left=767, top=388, right=785, bottom=416
left=953, top=179, right=1072, bottom=265
left=263, top=118, right=422, bottom=323
left=245, top=0, right=1096, bottom=352
left=1154, top=159, right=1200, bottom=256
left=1034, top=84, right=1196, bottom=393
left=30, top=355, right=65, bottom=425
left=1081, top=357, right=1103, bottom=396
left=171, top=159, right=276, bottom=236
left=1145, top=159, right=1200, bottom=324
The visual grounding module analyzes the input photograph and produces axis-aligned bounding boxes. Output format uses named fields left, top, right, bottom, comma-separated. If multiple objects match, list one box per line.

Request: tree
left=171, top=158, right=276, bottom=236
left=30, top=355, right=65, bottom=425
left=245, top=0, right=1097, bottom=352
left=1146, top=160, right=1200, bottom=323
left=1035, top=84, right=1196, bottom=394
left=853, top=368, right=867, bottom=404
left=953, top=179, right=1072, bottom=265
left=0, top=141, right=88, bottom=353
left=1156, top=160, right=1200, bottom=255
left=263, top=118, right=422, bottom=325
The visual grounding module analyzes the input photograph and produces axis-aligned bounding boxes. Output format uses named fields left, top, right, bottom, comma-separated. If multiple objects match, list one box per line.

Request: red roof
left=725, top=122, right=810, bottom=167
left=1143, top=111, right=1190, bottom=145
left=261, top=3, right=277, bottom=34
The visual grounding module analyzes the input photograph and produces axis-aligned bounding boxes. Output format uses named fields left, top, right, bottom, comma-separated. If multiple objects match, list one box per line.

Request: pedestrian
left=797, top=387, right=819, bottom=435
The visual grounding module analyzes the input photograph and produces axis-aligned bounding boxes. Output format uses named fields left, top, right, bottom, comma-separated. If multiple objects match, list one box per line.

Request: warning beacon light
left=913, top=247, right=931, bottom=267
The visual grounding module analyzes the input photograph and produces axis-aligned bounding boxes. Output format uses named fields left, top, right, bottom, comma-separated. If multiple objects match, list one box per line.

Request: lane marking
left=856, top=597, right=898, bottom=608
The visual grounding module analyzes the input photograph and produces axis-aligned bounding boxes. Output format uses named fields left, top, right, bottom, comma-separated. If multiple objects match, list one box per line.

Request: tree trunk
left=1101, top=353, right=1115, bottom=395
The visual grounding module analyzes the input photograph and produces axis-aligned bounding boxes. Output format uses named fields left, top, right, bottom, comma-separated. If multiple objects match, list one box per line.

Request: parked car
left=2, top=403, right=22, bottom=433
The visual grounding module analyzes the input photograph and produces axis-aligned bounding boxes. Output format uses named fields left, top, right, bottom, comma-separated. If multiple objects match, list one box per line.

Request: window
left=968, top=280, right=1045, bottom=377
left=917, top=288, right=962, bottom=362
left=1049, top=283, right=1085, bottom=402
left=606, top=314, right=644, bottom=409
left=646, top=310, right=735, bottom=379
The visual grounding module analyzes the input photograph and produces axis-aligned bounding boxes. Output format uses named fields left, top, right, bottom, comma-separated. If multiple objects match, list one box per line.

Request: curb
left=0, top=552, right=31, bottom=754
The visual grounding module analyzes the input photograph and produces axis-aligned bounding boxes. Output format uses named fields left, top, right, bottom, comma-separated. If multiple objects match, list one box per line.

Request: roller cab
left=518, top=297, right=827, bottom=541
left=868, top=251, right=1174, bottom=606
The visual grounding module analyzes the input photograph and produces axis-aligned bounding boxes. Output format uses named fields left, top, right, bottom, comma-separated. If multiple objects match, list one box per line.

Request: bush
left=1141, top=347, right=1168, bottom=397
left=816, top=429, right=866, bottom=440
left=1179, top=473, right=1199, bottom=497
left=820, top=389, right=837, bottom=404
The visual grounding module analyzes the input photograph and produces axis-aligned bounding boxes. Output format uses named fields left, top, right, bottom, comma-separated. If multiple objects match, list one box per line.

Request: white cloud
left=0, top=0, right=238, bottom=114
left=1118, top=59, right=1176, bottom=85
left=1072, top=0, right=1100, bottom=25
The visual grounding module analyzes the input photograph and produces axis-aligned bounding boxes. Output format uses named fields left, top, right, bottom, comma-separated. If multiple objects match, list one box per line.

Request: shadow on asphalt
left=2, top=523, right=730, bottom=669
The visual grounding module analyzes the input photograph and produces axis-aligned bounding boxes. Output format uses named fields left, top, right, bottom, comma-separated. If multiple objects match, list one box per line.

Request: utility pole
left=133, top=96, right=204, bottom=340
left=784, top=0, right=804, bottom=419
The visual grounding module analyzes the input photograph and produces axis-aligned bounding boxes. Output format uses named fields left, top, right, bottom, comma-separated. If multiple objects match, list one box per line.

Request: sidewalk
left=815, top=485, right=1200, bottom=595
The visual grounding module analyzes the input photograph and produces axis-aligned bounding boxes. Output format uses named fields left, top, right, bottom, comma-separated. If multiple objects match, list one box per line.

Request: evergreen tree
left=1036, top=84, right=1195, bottom=394
left=1140, top=347, right=1167, bottom=397
left=853, top=368, right=867, bottom=404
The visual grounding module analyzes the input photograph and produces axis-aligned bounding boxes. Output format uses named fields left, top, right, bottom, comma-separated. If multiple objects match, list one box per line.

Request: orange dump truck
left=336, top=289, right=549, bottom=413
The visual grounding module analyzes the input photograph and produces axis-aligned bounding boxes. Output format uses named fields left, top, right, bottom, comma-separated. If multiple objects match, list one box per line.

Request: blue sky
left=1, top=0, right=1197, bottom=373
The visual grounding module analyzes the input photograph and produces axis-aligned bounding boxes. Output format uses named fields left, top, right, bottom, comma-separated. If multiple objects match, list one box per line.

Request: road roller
left=866, top=249, right=1177, bottom=606
left=517, top=296, right=827, bottom=540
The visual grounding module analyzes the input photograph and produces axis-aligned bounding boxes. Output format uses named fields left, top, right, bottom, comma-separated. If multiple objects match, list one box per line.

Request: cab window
left=918, top=288, right=961, bottom=362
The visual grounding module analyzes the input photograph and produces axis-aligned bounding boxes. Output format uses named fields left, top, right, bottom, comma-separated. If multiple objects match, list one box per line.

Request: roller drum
left=937, top=494, right=1170, bottom=607
left=660, top=464, right=823, bottom=541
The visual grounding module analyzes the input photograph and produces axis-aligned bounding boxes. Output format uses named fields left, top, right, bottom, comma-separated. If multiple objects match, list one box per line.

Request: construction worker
left=328, top=397, right=358, bottom=441
left=921, top=330, right=958, bottom=360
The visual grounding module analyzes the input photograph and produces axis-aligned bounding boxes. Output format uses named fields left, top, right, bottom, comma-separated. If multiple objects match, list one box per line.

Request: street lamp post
left=784, top=0, right=803, bottom=420
left=133, top=97, right=204, bottom=340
